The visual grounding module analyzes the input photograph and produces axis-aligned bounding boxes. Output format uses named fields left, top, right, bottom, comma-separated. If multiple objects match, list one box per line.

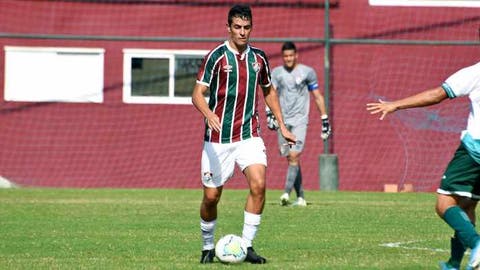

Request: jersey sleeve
left=257, top=51, right=272, bottom=88
left=442, top=62, right=480, bottom=99
left=196, top=49, right=220, bottom=87
left=305, top=66, right=319, bottom=91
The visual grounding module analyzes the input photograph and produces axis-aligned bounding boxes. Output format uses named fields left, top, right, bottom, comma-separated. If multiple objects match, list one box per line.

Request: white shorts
left=201, top=137, right=267, bottom=188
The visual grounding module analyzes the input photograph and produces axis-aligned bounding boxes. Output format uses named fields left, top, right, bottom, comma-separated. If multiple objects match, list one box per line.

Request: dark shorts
left=437, top=143, right=480, bottom=200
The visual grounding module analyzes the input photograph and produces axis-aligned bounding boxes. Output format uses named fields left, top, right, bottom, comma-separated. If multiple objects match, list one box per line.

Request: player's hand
left=321, top=115, right=331, bottom=140
left=366, top=99, right=397, bottom=120
left=279, top=125, right=296, bottom=146
left=205, top=111, right=221, bottom=132
left=266, top=109, right=279, bottom=130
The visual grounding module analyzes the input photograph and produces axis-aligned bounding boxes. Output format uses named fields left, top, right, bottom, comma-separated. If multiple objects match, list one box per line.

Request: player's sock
left=443, top=206, right=480, bottom=249
left=447, top=232, right=467, bottom=268
left=242, top=211, right=261, bottom=248
left=285, top=165, right=299, bottom=194
left=293, top=165, right=304, bottom=199
left=200, top=218, right=216, bottom=251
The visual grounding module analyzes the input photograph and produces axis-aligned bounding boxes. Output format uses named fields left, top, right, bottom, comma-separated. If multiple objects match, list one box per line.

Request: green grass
left=0, top=189, right=457, bottom=269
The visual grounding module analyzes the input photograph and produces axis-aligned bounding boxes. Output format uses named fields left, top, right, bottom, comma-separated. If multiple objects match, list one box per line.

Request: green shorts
left=438, top=143, right=480, bottom=200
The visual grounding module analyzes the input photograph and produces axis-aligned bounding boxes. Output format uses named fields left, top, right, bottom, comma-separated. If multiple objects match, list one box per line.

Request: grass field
left=0, top=188, right=460, bottom=269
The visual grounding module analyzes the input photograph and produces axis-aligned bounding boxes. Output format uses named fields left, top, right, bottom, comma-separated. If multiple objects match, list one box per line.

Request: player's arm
left=310, top=89, right=332, bottom=140
left=265, top=71, right=280, bottom=130
left=366, top=86, right=448, bottom=120
left=263, top=85, right=296, bottom=144
left=192, top=83, right=221, bottom=132
left=311, top=89, right=328, bottom=116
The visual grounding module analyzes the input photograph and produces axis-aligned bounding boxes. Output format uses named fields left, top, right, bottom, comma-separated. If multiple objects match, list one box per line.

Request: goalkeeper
left=267, top=41, right=331, bottom=207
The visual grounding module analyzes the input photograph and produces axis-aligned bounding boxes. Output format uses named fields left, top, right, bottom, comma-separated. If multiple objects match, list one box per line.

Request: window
left=123, top=49, right=208, bottom=104
left=4, top=46, right=104, bottom=103
left=369, top=0, right=480, bottom=7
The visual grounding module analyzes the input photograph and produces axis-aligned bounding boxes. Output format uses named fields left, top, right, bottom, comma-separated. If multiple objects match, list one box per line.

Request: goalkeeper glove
left=266, top=108, right=279, bottom=130
left=321, top=115, right=331, bottom=140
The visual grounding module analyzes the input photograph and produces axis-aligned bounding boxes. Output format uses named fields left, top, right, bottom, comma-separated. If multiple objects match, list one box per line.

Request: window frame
left=123, top=48, right=208, bottom=105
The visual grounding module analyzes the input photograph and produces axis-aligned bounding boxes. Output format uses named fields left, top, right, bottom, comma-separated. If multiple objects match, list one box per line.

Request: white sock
left=200, top=218, right=216, bottom=250
left=242, top=211, right=261, bottom=247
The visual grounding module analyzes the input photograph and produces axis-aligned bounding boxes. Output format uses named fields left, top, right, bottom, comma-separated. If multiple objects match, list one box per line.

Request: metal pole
left=323, top=0, right=331, bottom=154
left=319, top=0, right=339, bottom=191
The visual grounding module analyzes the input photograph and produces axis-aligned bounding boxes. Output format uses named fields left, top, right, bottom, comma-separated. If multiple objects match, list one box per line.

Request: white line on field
left=379, top=241, right=449, bottom=253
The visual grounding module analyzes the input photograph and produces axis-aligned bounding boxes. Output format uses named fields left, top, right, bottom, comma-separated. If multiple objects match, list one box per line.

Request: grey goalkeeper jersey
left=271, top=64, right=319, bottom=125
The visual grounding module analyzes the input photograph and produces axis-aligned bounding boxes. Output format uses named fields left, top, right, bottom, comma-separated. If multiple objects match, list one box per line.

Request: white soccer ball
left=215, top=234, right=247, bottom=264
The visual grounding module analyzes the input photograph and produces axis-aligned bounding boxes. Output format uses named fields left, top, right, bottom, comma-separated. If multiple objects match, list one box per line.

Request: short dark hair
left=228, top=4, right=252, bottom=26
left=281, top=41, right=297, bottom=52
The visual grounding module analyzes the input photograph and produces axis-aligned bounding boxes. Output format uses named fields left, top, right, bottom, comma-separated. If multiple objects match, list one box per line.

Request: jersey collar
left=225, top=41, right=250, bottom=59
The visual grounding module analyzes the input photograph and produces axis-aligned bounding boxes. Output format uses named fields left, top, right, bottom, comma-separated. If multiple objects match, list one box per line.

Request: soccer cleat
left=200, top=249, right=215, bottom=264
left=244, top=247, right=267, bottom=264
left=280, top=193, right=289, bottom=206
left=292, top=197, right=307, bottom=207
left=467, top=241, right=480, bottom=270
left=439, top=261, right=458, bottom=270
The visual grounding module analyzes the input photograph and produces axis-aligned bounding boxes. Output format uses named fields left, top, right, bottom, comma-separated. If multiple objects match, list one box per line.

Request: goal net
left=0, top=0, right=478, bottom=191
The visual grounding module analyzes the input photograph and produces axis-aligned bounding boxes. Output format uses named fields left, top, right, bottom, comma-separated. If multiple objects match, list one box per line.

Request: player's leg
left=243, top=163, right=267, bottom=264
left=277, top=126, right=293, bottom=205
left=287, top=151, right=306, bottom=206
left=244, top=163, right=266, bottom=214
left=283, top=150, right=300, bottom=199
left=442, top=198, right=478, bottom=270
left=199, top=142, right=234, bottom=264
left=437, top=194, right=480, bottom=270
left=293, top=164, right=306, bottom=206
left=436, top=143, right=480, bottom=269
left=461, top=193, right=480, bottom=270
left=289, top=123, right=307, bottom=206
left=200, top=186, right=223, bottom=263
left=236, top=137, right=268, bottom=264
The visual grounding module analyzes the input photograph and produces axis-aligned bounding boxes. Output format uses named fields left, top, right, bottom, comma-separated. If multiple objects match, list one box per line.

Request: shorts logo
left=252, top=62, right=260, bottom=73
left=223, top=65, right=233, bottom=73
left=202, top=172, right=213, bottom=183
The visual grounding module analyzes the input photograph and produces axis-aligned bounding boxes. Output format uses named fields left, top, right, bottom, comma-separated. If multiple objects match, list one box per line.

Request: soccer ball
left=215, top=234, right=247, bottom=264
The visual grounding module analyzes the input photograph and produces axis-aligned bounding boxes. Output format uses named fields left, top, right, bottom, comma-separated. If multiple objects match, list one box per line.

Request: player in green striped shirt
left=192, top=4, right=296, bottom=264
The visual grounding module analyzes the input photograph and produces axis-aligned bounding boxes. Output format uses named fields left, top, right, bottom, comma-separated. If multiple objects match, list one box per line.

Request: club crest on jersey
left=223, top=65, right=233, bottom=73
left=252, top=62, right=261, bottom=73
left=296, top=74, right=305, bottom=85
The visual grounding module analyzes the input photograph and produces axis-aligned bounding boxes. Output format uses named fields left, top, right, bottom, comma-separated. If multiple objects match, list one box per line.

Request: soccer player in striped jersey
left=268, top=41, right=331, bottom=207
left=192, top=4, right=296, bottom=264
left=367, top=60, right=480, bottom=270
